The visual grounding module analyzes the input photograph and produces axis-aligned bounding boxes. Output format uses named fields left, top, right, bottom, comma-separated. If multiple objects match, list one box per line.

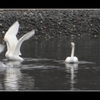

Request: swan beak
left=3, top=38, right=6, bottom=41
left=71, top=42, right=73, bottom=45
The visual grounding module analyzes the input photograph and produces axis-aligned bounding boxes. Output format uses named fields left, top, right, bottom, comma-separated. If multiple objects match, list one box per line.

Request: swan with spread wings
left=3, top=21, right=35, bottom=61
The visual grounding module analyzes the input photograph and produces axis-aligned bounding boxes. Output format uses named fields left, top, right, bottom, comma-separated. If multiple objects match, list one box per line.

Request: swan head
left=3, top=38, right=9, bottom=44
left=71, top=42, right=75, bottom=47
left=3, top=38, right=7, bottom=42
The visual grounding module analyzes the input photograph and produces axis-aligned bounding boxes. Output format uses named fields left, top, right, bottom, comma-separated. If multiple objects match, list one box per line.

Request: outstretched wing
left=4, top=21, right=20, bottom=54
left=4, top=21, right=19, bottom=38
left=13, top=30, right=35, bottom=56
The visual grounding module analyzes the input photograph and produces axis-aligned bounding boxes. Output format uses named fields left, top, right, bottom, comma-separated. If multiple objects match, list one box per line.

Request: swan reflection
left=5, top=60, right=22, bottom=67
left=65, top=63, right=78, bottom=90
left=4, top=61, right=22, bottom=91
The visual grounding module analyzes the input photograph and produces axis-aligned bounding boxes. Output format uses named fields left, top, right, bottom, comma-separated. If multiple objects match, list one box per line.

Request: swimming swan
left=65, top=42, right=78, bottom=63
left=3, top=21, right=35, bottom=61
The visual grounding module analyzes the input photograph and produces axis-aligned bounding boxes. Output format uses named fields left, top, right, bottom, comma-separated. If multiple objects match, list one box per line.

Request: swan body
left=3, top=21, right=35, bottom=61
left=65, top=56, right=78, bottom=63
left=65, top=42, right=78, bottom=63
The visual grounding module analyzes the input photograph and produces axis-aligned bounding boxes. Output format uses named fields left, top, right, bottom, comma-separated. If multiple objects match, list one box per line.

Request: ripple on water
left=78, top=61, right=96, bottom=64
left=20, top=58, right=65, bottom=70
left=21, top=58, right=96, bottom=70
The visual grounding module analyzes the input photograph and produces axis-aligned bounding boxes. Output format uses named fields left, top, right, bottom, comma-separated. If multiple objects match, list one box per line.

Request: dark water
left=0, top=35, right=100, bottom=91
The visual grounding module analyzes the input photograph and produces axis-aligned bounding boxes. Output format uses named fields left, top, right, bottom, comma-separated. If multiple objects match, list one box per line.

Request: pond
left=0, top=35, right=100, bottom=91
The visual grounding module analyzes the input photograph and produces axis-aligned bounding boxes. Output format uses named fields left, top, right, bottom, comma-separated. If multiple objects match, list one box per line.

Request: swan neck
left=71, top=45, right=75, bottom=57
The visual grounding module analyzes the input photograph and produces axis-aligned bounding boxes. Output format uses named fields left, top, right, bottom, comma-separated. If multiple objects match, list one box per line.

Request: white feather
left=4, top=21, right=35, bottom=61
left=13, top=30, right=35, bottom=56
left=5, top=21, right=19, bottom=38
left=65, top=42, right=78, bottom=63
left=4, top=21, right=19, bottom=55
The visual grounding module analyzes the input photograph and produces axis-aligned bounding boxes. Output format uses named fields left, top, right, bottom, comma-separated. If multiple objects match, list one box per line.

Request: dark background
left=0, top=9, right=100, bottom=38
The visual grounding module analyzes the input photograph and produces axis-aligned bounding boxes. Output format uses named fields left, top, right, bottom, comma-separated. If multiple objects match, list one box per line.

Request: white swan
left=3, top=21, right=35, bottom=61
left=65, top=42, right=78, bottom=63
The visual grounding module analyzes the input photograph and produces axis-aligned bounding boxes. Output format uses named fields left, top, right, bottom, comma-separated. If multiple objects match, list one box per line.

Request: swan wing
left=13, top=30, right=35, bottom=56
left=4, top=21, right=20, bottom=54
left=4, top=21, right=19, bottom=38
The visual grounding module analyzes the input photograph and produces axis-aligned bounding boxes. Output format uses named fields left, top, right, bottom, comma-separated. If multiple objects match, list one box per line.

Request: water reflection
left=0, top=36, right=100, bottom=90
left=65, top=63, right=78, bottom=90
left=5, top=60, right=22, bottom=67
left=4, top=61, right=22, bottom=91
left=0, top=60, right=36, bottom=90
left=0, top=61, right=7, bottom=70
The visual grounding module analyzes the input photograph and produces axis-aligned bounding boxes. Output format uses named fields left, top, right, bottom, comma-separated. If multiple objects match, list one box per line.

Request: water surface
left=0, top=36, right=100, bottom=91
